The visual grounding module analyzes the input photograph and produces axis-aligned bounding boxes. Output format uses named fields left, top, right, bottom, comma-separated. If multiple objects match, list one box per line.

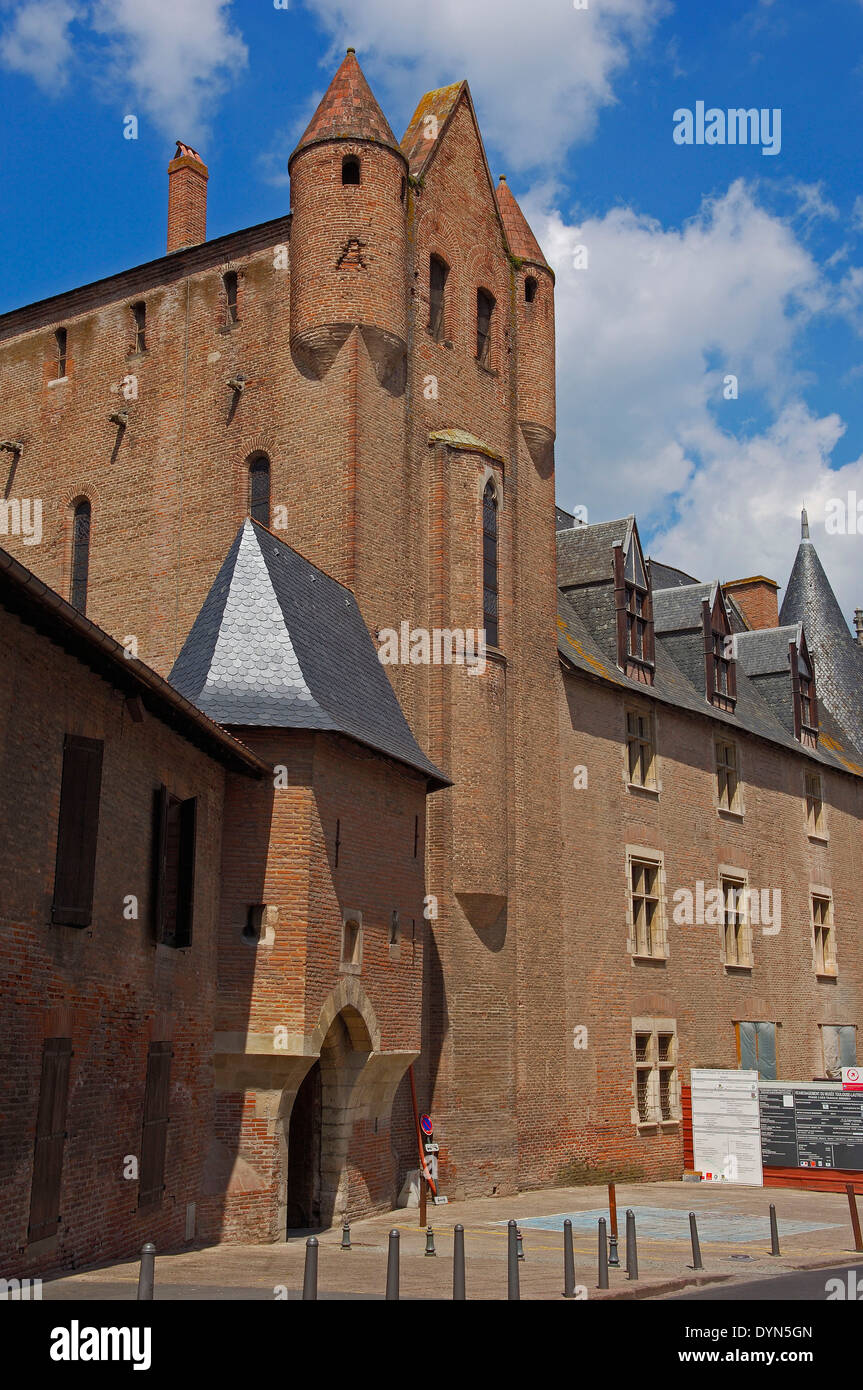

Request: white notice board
left=691, top=1068, right=763, bottom=1186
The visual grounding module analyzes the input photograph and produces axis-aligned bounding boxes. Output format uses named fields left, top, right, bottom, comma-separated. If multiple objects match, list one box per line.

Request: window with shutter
left=51, top=734, right=103, bottom=927
left=28, top=1037, right=72, bottom=1243
left=138, top=1042, right=172, bottom=1208
left=151, top=785, right=197, bottom=948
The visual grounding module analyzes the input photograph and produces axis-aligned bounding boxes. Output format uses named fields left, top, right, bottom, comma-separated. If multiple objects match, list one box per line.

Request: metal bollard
left=847, top=1184, right=863, bottom=1253
left=340, top=1221, right=351, bottom=1251
left=608, top=1181, right=620, bottom=1267
left=688, top=1212, right=703, bottom=1271
left=302, top=1236, right=318, bottom=1301
left=597, top=1217, right=609, bottom=1289
left=608, top=1229, right=620, bottom=1267
left=386, top=1228, right=400, bottom=1300
left=136, top=1242, right=155, bottom=1301
left=769, top=1203, right=780, bottom=1256
left=516, top=1226, right=525, bottom=1261
left=453, top=1223, right=466, bottom=1300
left=425, top=1225, right=436, bottom=1256
left=507, top=1219, right=520, bottom=1300
left=563, top=1219, right=576, bottom=1298
left=625, top=1209, right=639, bottom=1281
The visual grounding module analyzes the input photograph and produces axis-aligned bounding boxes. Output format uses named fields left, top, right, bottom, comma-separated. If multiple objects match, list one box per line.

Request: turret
left=288, top=50, right=409, bottom=392
left=496, top=176, right=555, bottom=472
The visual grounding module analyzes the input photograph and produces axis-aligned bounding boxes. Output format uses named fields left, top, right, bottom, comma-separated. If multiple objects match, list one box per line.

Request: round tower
left=288, top=50, right=408, bottom=391
left=496, top=176, right=556, bottom=473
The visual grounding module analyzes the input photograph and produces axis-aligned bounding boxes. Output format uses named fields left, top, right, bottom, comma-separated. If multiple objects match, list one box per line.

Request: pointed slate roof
left=290, top=49, right=402, bottom=166
left=779, top=511, right=863, bottom=745
left=168, top=520, right=449, bottom=787
left=495, top=177, right=549, bottom=268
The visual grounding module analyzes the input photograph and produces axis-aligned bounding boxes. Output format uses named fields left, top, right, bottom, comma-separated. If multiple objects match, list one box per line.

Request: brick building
left=0, top=51, right=861, bottom=1272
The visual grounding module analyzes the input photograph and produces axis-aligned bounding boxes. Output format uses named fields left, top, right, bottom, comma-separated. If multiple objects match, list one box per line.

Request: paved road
left=669, top=1262, right=862, bottom=1300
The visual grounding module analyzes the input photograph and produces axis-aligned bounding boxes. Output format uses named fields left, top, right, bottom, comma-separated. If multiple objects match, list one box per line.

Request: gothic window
left=482, top=479, right=499, bottom=648
left=342, top=155, right=360, bottom=185
left=248, top=455, right=271, bottom=526
left=429, top=255, right=448, bottom=341
left=476, top=288, right=495, bottom=365
left=70, top=498, right=91, bottom=613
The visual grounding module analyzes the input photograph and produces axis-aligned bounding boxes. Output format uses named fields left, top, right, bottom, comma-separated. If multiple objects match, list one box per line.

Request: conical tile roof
left=495, top=176, right=548, bottom=268
left=290, top=49, right=402, bottom=164
left=168, top=520, right=448, bottom=786
left=779, top=511, right=863, bottom=745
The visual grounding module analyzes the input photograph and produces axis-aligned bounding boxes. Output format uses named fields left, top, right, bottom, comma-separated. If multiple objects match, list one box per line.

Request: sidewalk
left=41, top=1181, right=863, bottom=1300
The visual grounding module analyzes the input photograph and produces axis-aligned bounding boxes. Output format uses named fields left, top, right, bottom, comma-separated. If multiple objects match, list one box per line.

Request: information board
left=759, top=1083, right=863, bottom=1171
left=691, top=1069, right=763, bottom=1185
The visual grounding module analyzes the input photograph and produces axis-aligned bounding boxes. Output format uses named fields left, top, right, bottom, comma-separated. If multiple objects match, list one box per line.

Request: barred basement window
left=482, top=479, right=499, bottom=648
left=635, top=1034, right=652, bottom=1121
left=70, top=498, right=91, bottom=613
left=476, top=288, right=495, bottom=365
left=248, top=454, right=271, bottom=525
left=342, top=155, right=360, bottom=185
left=626, top=708, right=656, bottom=788
left=54, top=327, right=67, bottom=378
left=722, top=876, right=751, bottom=968
left=812, top=894, right=836, bottom=976
left=805, top=771, right=825, bottom=836
left=131, top=301, right=147, bottom=353
left=223, top=271, right=239, bottom=325
left=429, top=255, right=448, bottom=341
left=629, top=856, right=663, bottom=958
left=715, top=740, right=740, bottom=814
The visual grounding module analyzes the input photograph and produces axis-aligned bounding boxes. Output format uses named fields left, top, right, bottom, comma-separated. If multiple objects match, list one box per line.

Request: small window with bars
left=805, top=771, right=825, bottom=837
left=715, top=740, right=740, bottom=814
left=812, top=894, right=836, bottom=976
left=626, top=708, right=656, bottom=788
left=722, top=875, right=751, bottom=968
left=629, top=856, right=663, bottom=958
left=632, top=1022, right=679, bottom=1125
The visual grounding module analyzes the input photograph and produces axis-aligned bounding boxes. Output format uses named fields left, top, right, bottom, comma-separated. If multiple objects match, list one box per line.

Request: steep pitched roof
left=400, top=81, right=465, bottom=175
left=168, top=520, right=449, bottom=787
left=290, top=49, right=402, bottom=165
left=779, top=514, right=863, bottom=744
left=557, top=517, right=633, bottom=587
left=494, top=176, right=549, bottom=268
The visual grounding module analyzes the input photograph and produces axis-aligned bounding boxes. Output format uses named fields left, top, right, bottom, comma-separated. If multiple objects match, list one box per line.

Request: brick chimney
left=723, top=576, right=780, bottom=630
left=167, top=142, right=208, bottom=253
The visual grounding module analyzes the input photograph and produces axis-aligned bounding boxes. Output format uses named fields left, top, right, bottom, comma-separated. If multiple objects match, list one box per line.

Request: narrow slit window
left=223, top=271, right=239, bottom=325
left=131, top=301, right=147, bottom=353
left=429, top=255, right=448, bottom=341
left=476, top=288, right=495, bottom=365
left=805, top=771, right=825, bottom=836
left=482, top=479, right=499, bottom=648
left=54, top=327, right=67, bottom=378
left=70, top=499, right=91, bottom=614
left=524, top=276, right=538, bottom=303
left=342, top=155, right=360, bottom=185
left=248, top=455, right=271, bottom=526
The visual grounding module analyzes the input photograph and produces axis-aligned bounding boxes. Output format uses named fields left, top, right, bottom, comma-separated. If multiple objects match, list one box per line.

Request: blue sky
left=1, top=0, right=862, bottom=612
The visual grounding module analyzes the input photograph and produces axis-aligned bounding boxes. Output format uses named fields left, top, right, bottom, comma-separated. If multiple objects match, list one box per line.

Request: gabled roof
left=168, top=520, right=449, bottom=788
left=779, top=513, right=863, bottom=744
left=557, top=517, right=633, bottom=587
left=494, top=177, right=549, bottom=268
left=653, top=581, right=716, bottom=633
left=290, top=49, right=403, bottom=166
left=400, top=81, right=465, bottom=175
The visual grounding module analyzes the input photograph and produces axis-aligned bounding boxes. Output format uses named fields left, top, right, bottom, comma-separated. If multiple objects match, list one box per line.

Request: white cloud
left=304, top=0, right=665, bottom=171
left=0, top=0, right=80, bottom=89
left=529, top=181, right=863, bottom=618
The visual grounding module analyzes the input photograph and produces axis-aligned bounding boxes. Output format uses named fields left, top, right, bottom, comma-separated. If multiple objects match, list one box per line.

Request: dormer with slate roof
left=735, top=622, right=819, bottom=749
left=557, top=516, right=655, bottom=684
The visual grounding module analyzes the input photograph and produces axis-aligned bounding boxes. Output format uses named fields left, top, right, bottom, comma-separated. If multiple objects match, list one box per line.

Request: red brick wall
left=0, top=605, right=227, bottom=1277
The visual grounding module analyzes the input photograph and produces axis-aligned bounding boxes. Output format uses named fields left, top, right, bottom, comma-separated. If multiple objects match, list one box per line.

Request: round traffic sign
left=419, top=1113, right=434, bottom=1136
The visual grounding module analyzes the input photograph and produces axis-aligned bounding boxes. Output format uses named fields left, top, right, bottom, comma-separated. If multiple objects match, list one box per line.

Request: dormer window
left=614, top=534, right=654, bottom=683
left=702, top=590, right=737, bottom=711
left=791, top=634, right=818, bottom=747
left=342, top=155, right=360, bottom=185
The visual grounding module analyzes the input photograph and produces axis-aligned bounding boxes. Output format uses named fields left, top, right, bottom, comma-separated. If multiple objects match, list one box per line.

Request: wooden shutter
left=51, top=735, right=103, bottom=927
left=176, top=797, right=197, bottom=948
left=28, top=1038, right=72, bottom=1242
left=139, top=1042, right=172, bottom=1208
